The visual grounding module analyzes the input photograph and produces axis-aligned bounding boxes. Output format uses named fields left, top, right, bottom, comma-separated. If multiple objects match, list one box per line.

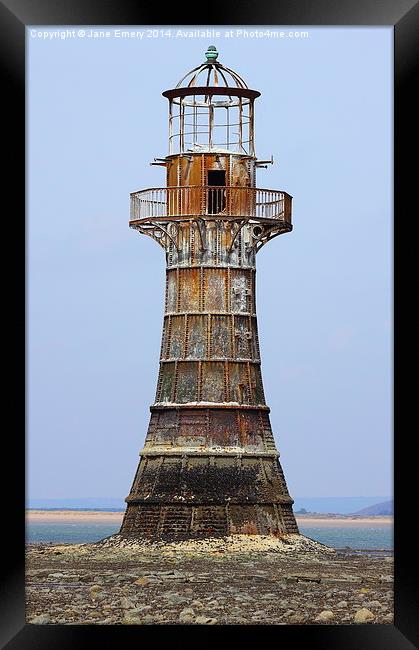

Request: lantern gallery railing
left=130, top=186, right=292, bottom=223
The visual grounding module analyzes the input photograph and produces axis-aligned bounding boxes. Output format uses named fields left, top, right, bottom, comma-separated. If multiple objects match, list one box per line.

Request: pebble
left=164, top=593, right=189, bottom=604
left=89, top=585, right=104, bottom=601
left=354, top=608, right=375, bottom=623
left=315, top=610, right=334, bottom=622
left=179, top=607, right=195, bottom=623
left=288, top=613, right=305, bottom=624
left=380, top=575, right=393, bottom=583
left=141, top=615, right=155, bottom=624
left=123, top=613, right=154, bottom=625
left=341, top=574, right=362, bottom=583
left=122, top=609, right=148, bottom=625
left=195, top=615, right=218, bottom=625
left=354, top=592, right=366, bottom=600
left=97, top=617, right=114, bottom=625
left=191, top=600, right=204, bottom=609
left=30, top=614, right=50, bottom=625
left=336, top=601, right=348, bottom=608
left=120, top=597, right=135, bottom=609
left=365, top=600, right=383, bottom=609
left=64, top=609, right=81, bottom=617
left=207, top=599, right=220, bottom=608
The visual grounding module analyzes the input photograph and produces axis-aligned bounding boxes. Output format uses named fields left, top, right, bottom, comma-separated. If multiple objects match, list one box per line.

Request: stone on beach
left=354, top=608, right=375, bottom=623
left=195, top=615, right=218, bottom=625
left=29, top=614, right=51, bottom=625
left=89, top=585, right=104, bottom=601
left=179, top=607, right=196, bottom=623
left=315, top=610, right=335, bottom=622
left=120, top=597, right=136, bottom=609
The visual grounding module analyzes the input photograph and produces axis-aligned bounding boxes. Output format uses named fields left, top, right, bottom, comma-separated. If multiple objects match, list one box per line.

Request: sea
left=26, top=522, right=393, bottom=551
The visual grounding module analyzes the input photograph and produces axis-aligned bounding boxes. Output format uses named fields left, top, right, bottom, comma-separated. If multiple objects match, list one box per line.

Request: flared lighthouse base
left=121, top=502, right=298, bottom=541
left=120, top=452, right=299, bottom=541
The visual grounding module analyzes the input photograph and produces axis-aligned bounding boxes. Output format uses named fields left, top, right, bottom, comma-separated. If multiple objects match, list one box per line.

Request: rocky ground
left=26, top=534, right=393, bottom=626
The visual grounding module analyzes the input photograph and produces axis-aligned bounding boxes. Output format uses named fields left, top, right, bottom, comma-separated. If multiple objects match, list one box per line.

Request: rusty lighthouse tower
left=121, top=47, right=299, bottom=539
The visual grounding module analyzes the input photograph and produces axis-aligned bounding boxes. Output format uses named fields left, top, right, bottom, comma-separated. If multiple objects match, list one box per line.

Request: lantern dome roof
left=174, top=46, right=248, bottom=90
left=162, top=47, right=260, bottom=103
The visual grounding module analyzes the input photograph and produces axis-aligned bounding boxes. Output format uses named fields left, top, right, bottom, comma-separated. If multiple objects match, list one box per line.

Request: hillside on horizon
left=351, top=500, right=393, bottom=516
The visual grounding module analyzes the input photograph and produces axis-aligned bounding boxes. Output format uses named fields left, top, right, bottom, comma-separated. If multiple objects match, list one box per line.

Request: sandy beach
left=296, top=515, right=392, bottom=528
left=26, top=510, right=393, bottom=527
left=27, top=510, right=124, bottom=524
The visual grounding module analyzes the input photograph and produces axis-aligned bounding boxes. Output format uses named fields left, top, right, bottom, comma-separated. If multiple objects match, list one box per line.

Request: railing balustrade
left=130, top=186, right=292, bottom=223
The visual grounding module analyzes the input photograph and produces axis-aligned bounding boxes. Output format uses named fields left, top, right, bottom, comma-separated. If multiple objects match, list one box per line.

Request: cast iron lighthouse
left=121, top=47, right=299, bottom=539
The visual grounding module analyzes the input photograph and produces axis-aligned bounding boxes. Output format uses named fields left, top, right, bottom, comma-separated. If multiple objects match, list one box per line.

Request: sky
left=27, top=26, right=392, bottom=501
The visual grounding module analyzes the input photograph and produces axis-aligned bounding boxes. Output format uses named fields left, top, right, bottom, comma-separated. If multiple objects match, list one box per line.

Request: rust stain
left=178, top=268, right=201, bottom=311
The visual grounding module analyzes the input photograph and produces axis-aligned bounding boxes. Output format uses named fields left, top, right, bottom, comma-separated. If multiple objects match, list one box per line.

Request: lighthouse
left=121, top=47, right=299, bottom=539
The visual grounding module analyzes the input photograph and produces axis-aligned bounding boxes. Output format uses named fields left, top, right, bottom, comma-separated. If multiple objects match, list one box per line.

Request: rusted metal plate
left=190, top=506, right=227, bottom=536
left=179, top=268, right=201, bottom=311
left=133, top=456, right=160, bottom=493
left=236, top=411, right=263, bottom=449
left=165, top=270, right=178, bottom=312
left=168, top=315, right=184, bottom=358
left=178, top=411, right=207, bottom=444
left=210, top=315, right=232, bottom=358
left=200, top=361, right=225, bottom=402
left=250, top=316, right=260, bottom=359
left=151, top=410, right=178, bottom=446
left=229, top=362, right=250, bottom=404
left=175, top=361, right=199, bottom=403
left=230, top=271, right=252, bottom=313
left=158, top=362, right=175, bottom=402
left=234, top=314, right=252, bottom=359
left=204, top=268, right=226, bottom=311
left=187, top=315, right=207, bottom=359
left=210, top=410, right=237, bottom=447
left=249, top=363, right=265, bottom=405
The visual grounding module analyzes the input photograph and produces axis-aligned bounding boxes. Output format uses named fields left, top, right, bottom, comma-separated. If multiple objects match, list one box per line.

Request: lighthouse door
left=207, top=170, right=226, bottom=214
